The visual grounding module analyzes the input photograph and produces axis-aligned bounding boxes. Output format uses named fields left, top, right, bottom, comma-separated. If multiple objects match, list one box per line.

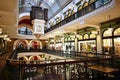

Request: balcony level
left=44, top=0, right=116, bottom=35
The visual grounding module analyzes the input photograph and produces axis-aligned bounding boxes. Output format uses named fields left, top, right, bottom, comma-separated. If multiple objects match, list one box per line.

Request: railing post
left=63, top=60, right=67, bottom=80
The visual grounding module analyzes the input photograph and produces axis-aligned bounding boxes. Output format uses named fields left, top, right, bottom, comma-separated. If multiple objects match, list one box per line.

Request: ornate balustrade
left=6, top=48, right=120, bottom=80
left=45, top=0, right=112, bottom=33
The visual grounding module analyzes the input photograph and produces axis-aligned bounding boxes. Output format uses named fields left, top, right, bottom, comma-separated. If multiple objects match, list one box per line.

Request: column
left=96, top=27, right=103, bottom=53
left=74, top=32, right=78, bottom=52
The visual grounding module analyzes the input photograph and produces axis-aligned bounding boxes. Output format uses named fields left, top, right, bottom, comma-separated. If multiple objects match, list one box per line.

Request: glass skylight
left=44, top=0, right=56, bottom=6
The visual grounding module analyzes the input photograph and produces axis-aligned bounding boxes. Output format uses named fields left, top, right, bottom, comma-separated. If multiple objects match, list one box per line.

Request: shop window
left=55, top=43, right=63, bottom=50
left=83, top=2, right=89, bottom=8
left=71, top=37, right=75, bottom=41
left=78, top=35, right=83, bottom=40
left=78, top=5, right=82, bottom=11
left=68, top=38, right=71, bottom=41
left=65, top=38, right=67, bottom=41
left=65, top=42, right=75, bottom=51
left=114, top=28, right=120, bottom=36
left=114, top=38, right=120, bottom=55
left=84, top=34, right=89, bottom=39
left=90, top=34, right=96, bottom=38
left=78, top=40, right=96, bottom=52
left=89, top=0, right=95, bottom=4
left=103, top=29, right=112, bottom=37
left=49, top=43, right=55, bottom=50
left=103, top=39, right=113, bottom=54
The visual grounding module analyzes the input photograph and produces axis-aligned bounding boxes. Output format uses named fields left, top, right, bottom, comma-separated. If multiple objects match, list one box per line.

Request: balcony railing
left=6, top=49, right=120, bottom=80
left=45, top=0, right=112, bottom=33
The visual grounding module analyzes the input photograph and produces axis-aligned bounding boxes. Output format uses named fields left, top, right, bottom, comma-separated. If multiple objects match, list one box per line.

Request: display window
left=114, top=28, right=120, bottom=36
left=55, top=43, right=63, bottom=50
left=102, top=27, right=120, bottom=54
left=90, top=34, right=96, bottom=38
left=114, top=38, right=120, bottom=55
left=78, top=35, right=83, bottom=40
left=84, top=34, right=89, bottom=39
left=64, top=42, right=75, bottom=51
left=48, top=38, right=55, bottom=50
left=103, top=39, right=113, bottom=54
left=102, top=28, right=113, bottom=54
left=114, top=28, right=120, bottom=55
left=103, top=29, right=112, bottom=37
left=49, top=43, right=55, bottom=50
left=78, top=40, right=96, bottom=53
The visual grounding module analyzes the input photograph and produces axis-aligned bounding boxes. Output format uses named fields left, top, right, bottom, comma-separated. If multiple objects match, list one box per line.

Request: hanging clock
left=36, top=25, right=42, bottom=32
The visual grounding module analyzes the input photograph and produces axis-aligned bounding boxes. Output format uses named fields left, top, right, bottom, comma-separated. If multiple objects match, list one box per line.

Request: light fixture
left=45, top=40, right=48, bottom=43
left=0, top=26, right=2, bottom=34
left=4, top=33, right=8, bottom=38
left=108, top=15, right=113, bottom=31
left=4, top=27, right=8, bottom=38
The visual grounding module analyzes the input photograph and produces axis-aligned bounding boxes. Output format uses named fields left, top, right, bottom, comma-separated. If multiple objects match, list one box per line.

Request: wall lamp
left=0, top=26, right=2, bottom=34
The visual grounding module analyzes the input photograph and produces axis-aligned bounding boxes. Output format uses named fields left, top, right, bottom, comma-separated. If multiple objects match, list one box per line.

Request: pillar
left=96, top=27, right=103, bottom=53
left=74, top=32, right=78, bottom=52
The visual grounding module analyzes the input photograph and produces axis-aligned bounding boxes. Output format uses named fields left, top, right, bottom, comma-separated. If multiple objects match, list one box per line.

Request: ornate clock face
left=36, top=25, right=42, bottom=32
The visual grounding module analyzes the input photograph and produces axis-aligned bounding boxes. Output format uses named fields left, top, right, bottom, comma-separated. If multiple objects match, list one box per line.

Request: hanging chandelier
left=108, top=15, right=113, bottom=31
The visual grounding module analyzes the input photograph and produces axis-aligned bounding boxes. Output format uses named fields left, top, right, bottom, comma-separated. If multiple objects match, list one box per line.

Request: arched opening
left=29, top=40, right=42, bottom=49
left=13, top=40, right=28, bottom=50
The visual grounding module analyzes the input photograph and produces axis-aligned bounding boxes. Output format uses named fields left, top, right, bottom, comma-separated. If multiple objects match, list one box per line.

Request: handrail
left=6, top=48, right=120, bottom=67
left=7, top=54, right=117, bottom=67
left=6, top=49, right=120, bottom=80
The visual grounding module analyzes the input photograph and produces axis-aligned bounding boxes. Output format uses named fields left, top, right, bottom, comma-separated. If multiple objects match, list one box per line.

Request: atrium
left=0, top=0, right=120, bottom=80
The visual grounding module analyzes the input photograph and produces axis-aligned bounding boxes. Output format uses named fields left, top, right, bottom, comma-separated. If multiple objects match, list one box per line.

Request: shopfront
left=102, top=18, right=120, bottom=55
left=64, top=33, right=75, bottom=52
left=55, top=36, right=63, bottom=50
left=48, top=38, right=55, bottom=50
left=114, top=28, right=120, bottom=55
left=77, top=27, right=97, bottom=53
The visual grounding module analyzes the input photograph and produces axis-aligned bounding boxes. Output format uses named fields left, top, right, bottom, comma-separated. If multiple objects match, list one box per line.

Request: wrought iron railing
left=6, top=49, right=120, bottom=80
left=45, top=0, right=112, bottom=33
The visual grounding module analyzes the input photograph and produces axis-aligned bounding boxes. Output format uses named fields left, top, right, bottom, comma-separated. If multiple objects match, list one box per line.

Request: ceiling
left=0, top=0, right=120, bottom=39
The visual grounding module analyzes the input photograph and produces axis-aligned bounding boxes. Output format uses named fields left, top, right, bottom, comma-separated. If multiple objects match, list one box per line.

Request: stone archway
left=29, top=40, right=42, bottom=49
left=29, top=55, right=41, bottom=61
left=13, top=40, right=29, bottom=50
